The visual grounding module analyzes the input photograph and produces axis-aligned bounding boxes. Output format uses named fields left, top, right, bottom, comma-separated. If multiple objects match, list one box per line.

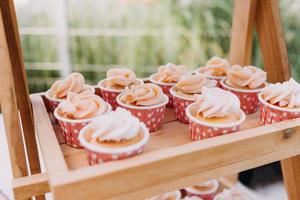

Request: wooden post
left=256, top=1, right=300, bottom=199
left=0, top=0, right=45, bottom=199
left=229, top=0, right=257, bottom=66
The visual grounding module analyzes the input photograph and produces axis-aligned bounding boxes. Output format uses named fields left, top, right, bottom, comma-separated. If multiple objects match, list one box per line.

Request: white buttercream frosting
left=193, top=87, right=240, bottom=118
left=85, top=108, right=142, bottom=142
left=262, top=78, right=300, bottom=108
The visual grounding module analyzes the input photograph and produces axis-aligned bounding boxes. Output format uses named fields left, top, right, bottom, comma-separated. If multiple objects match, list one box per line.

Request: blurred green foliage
left=16, top=0, right=300, bottom=93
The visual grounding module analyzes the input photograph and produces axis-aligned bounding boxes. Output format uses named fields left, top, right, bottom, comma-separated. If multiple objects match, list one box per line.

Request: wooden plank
left=13, top=173, right=50, bottom=200
left=30, top=95, right=69, bottom=174
left=256, top=1, right=300, bottom=199
left=50, top=117, right=300, bottom=200
left=256, top=0, right=290, bottom=83
left=0, top=0, right=43, bottom=180
left=229, top=0, right=257, bottom=65
left=0, top=5, right=28, bottom=179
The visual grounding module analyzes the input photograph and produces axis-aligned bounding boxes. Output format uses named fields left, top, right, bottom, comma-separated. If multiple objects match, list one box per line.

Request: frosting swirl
left=261, top=78, right=300, bottom=109
left=153, top=63, right=186, bottom=83
left=227, top=65, right=266, bottom=89
left=175, top=73, right=217, bottom=94
left=49, top=72, right=91, bottom=99
left=58, top=91, right=108, bottom=120
left=204, top=56, right=231, bottom=76
left=83, top=108, right=142, bottom=142
left=193, top=87, right=240, bottom=118
left=120, top=83, right=166, bottom=106
left=215, top=188, right=253, bottom=200
left=106, top=68, right=141, bottom=88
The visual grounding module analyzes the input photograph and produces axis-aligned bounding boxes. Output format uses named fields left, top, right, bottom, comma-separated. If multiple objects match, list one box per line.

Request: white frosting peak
left=87, top=108, right=142, bottom=142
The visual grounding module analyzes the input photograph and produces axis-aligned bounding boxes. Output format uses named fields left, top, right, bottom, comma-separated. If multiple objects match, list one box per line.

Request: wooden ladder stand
left=1, top=0, right=300, bottom=199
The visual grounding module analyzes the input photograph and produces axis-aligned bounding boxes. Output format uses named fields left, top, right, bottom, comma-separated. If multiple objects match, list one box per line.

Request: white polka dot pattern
left=188, top=121, right=240, bottom=141
left=99, top=89, right=120, bottom=110
left=156, top=83, right=174, bottom=107
left=172, top=95, right=194, bottom=124
left=222, top=87, right=260, bottom=114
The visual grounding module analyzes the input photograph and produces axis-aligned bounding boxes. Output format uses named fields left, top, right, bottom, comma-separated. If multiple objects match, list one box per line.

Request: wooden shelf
left=56, top=108, right=260, bottom=171
left=30, top=93, right=300, bottom=200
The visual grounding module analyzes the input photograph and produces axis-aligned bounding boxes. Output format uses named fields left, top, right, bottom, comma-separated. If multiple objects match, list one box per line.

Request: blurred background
left=16, top=0, right=300, bottom=93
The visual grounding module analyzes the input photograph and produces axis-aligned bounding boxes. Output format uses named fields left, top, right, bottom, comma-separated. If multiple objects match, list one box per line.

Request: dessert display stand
left=1, top=0, right=300, bottom=199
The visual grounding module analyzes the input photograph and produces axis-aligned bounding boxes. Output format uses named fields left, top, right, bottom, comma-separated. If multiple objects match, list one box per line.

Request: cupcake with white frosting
left=54, top=91, right=111, bottom=148
left=146, top=191, right=181, bottom=200
left=258, top=78, right=300, bottom=124
left=186, top=87, right=246, bottom=141
left=221, top=65, right=267, bottom=114
left=170, top=73, right=217, bottom=123
left=117, top=83, right=169, bottom=132
left=98, top=68, right=143, bottom=109
left=79, top=108, right=149, bottom=165
left=150, top=63, right=186, bottom=107
left=197, top=57, right=231, bottom=87
left=214, top=187, right=253, bottom=200
left=184, top=180, right=219, bottom=200
left=45, top=72, right=95, bottom=111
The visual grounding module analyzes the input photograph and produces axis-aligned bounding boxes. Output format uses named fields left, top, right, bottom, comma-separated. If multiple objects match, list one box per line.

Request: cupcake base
left=150, top=75, right=175, bottom=107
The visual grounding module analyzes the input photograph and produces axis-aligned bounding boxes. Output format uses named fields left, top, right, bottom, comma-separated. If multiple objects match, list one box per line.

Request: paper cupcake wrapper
left=185, top=191, right=215, bottom=200
left=150, top=83, right=173, bottom=107
left=173, top=95, right=194, bottom=124
left=222, top=88, right=260, bottom=114
left=118, top=105, right=166, bottom=132
left=189, top=120, right=241, bottom=141
left=259, top=102, right=300, bottom=125
left=100, top=89, right=120, bottom=110
left=95, top=87, right=102, bottom=98
left=56, top=119, right=90, bottom=148
left=45, top=97, right=61, bottom=112
left=85, top=146, right=145, bottom=165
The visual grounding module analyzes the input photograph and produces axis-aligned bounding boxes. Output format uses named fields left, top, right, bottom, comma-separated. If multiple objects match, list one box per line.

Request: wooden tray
left=30, top=93, right=300, bottom=200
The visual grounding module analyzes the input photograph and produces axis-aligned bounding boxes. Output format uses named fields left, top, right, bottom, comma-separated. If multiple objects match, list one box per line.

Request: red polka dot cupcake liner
left=186, top=103, right=246, bottom=141
left=258, top=94, right=300, bottom=125
left=99, top=88, right=120, bottom=110
left=221, top=79, right=265, bottom=114
left=54, top=104, right=112, bottom=148
left=79, top=124, right=150, bottom=165
left=170, top=87, right=195, bottom=124
left=184, top=180, right=219, bottom=200
left=150, top=75, right=175, bottom=107
left=196, top=70, right=225, bottom=88
left=116, top=94, right=169, bottom=132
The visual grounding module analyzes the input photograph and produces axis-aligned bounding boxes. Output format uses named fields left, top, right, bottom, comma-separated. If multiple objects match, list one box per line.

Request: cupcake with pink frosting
left=98, top=68, right=143, bottom=109
left=79, top=108, right=149, bottom=165
left=213, top=187, right=253, bottom=200
left=170, top=73, right=217, bottom=123
left=54, top=91, right=111, bottom=148
left=117, top=83, right=169, bottom=132
left=150, top=63, right=186, bottom=107
left=258, top=78, right=300, bottom=124
left=186, top=87, right=246, bottom=141
left=146, top=190, right=182, bottom=200
left=221, top=65, right=267, bottom=114
left=197, top=57, right=231, bottom=87
left=184, top=180, right=219, bottom=200
left=182, top=197, right=203, bottom=200
left=45, top=72, right=95, bottom=112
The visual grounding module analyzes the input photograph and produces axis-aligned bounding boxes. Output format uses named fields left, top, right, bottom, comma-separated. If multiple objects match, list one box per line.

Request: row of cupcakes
left=147, top=179, right=253, bottom=200
left=44, top=58, right=300, bottom=163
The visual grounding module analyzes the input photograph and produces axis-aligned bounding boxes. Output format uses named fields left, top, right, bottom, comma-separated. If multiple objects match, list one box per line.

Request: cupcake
left=221, top=65, right=267, bottom=114
left=258, top=78, right=300, bottom=125
left=98, top=68, right=143, bottom=109
left=213, top=187, right=253, bottom=200
left=146, top=190, right=181, bottom=200
left=170, top=73, right=217, bottom=123
left=45, top=72, right=95, bottom=112
left=150, top=63, right=186, bottom=107
left=117, top=83, right=169, bottom=132
left=182, top=197, right=203, bottom=200
left=184, top=180, right=219, bottom=200
left=54, top=91, right=111, bottom=148
left=186, top=87, right=246, bottom=141
left=197, top=57, right=231, bottom=87
left=79, top=108, right=149, bottom=165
